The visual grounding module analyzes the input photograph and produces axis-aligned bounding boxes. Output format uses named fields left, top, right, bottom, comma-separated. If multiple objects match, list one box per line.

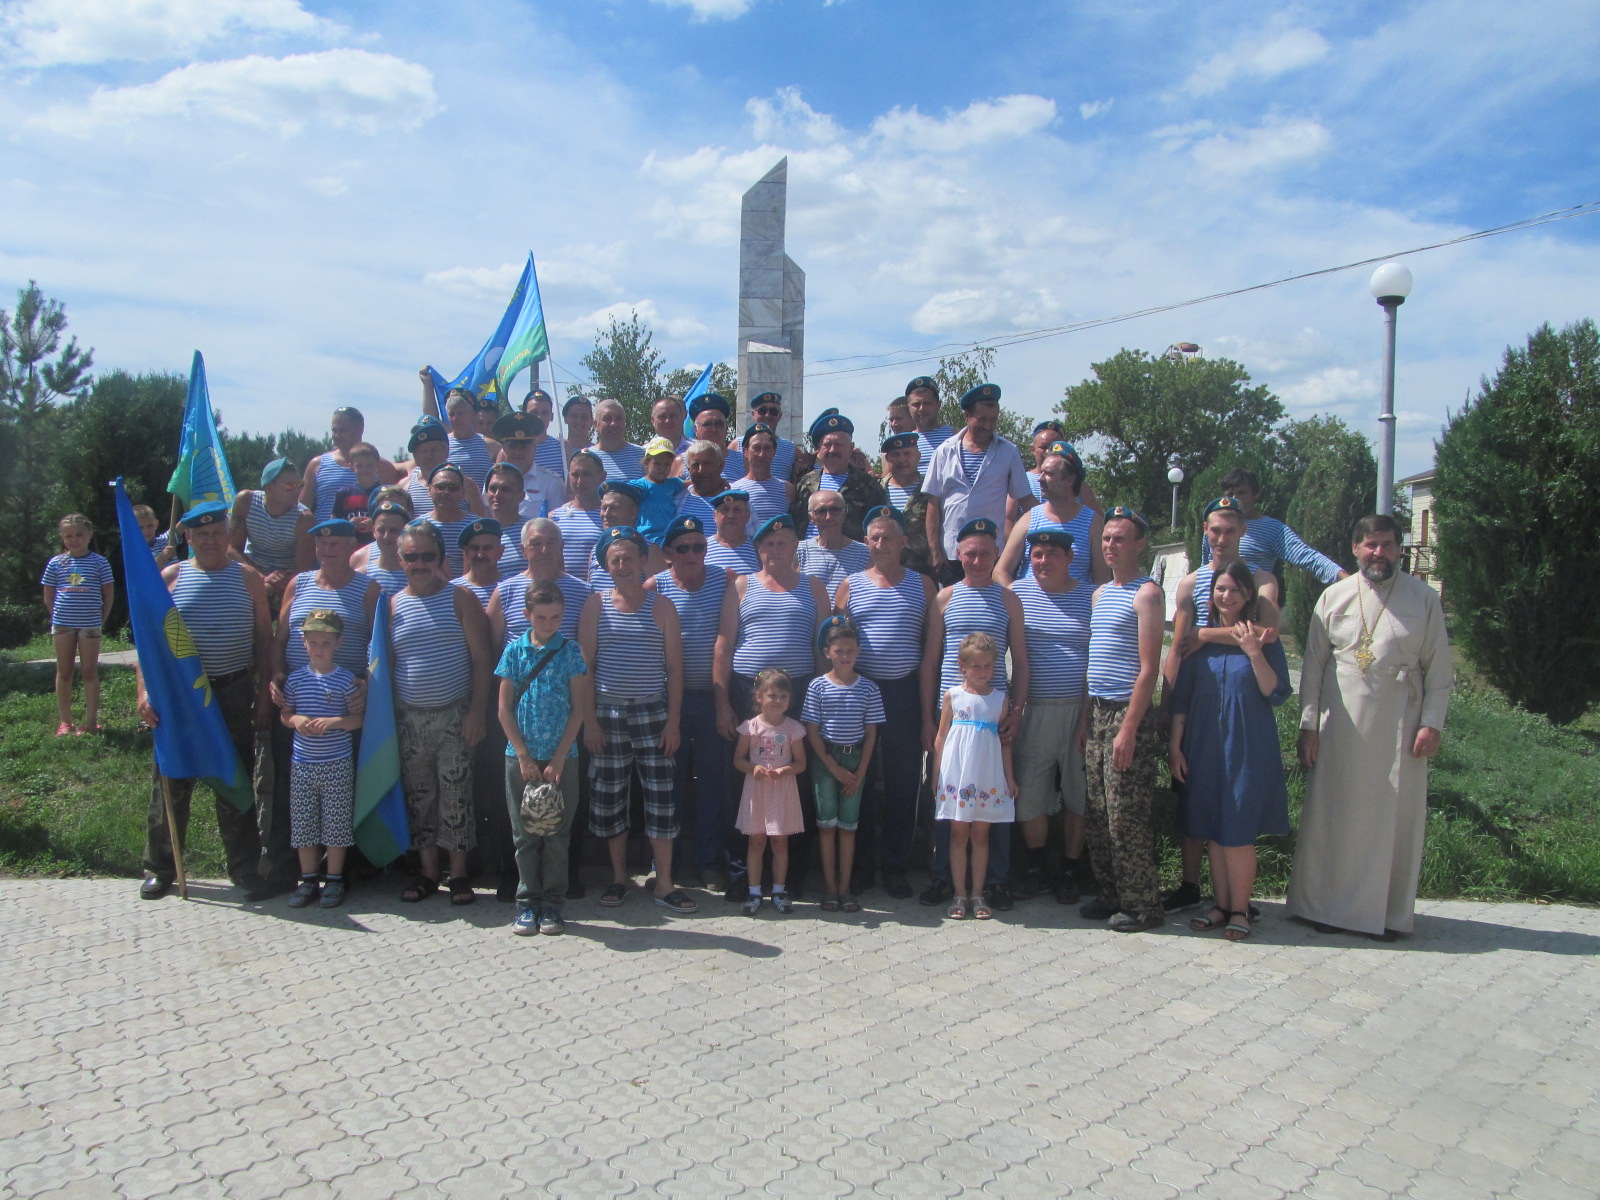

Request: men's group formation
left=94, top=371, right=1451, bottom=942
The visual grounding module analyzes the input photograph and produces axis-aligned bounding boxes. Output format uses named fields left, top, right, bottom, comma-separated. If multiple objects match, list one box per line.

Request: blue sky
left=2, top=0, right=1596, bottom=481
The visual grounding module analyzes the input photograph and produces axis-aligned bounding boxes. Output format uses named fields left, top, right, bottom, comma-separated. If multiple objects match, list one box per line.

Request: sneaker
left=1011, top=866, right=1047, bottom=901
left=538, top=907, right=565, bottom=935
left=742, top=894, right=763, bottom=916
left=318, top=880, right=346, bottom=909
left=919, top=878, right=954, bottom=906
left=984, top=882, right=1014, bottom=912
left=287, top=880, right=320, bottom=908
left=512, top=905, right=539, bottom=936
left=771, top=893, right=794, bottom=915
left=1161, top=881, right=1203, bottom=914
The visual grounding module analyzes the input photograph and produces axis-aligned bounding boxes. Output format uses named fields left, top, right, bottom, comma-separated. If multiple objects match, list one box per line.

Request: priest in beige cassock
left=1288, top=514, right=1453, bottom=939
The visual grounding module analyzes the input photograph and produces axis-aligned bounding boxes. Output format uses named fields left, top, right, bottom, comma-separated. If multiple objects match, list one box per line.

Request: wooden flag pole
left=160, top=775, right=190, bottom=900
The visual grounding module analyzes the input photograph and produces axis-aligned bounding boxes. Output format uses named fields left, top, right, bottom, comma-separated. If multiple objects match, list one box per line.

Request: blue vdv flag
left=428, top=254, right=537, bottom=413
left=167, top=351, right=237, bottom=508
left=114, top=479, right=252, bottom=811
left=681, top=362, right=716, bottom=441
left=352, top=594, right=410, bottom=867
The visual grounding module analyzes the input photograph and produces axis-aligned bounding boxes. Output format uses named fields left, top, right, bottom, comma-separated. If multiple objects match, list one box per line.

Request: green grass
left=4, top=631, right=135, bottom=663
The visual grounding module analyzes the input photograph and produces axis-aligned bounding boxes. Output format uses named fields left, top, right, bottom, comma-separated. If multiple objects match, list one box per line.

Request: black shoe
left=496, top=879, right=517, bottom=903
left=139, top=875, right=172, bottom=900
left=1161, top=881, right=1203, bottom=914
left=723, top=876, right=750, bottom=903
left=1080, top=897, right=1118, bottom=921
left=1011, top=867, right=1046, bottom=901
left=984, top=882, right=1014, bottom=912
left=884, top=872, right=914, bottom=900
left=849, top=874, right=875, bottom=896
left=565, top=879, right=586, bottom=900
left=919, top=878, right=954, bottom=906
left=1054, top=874, right=1081, bottom=905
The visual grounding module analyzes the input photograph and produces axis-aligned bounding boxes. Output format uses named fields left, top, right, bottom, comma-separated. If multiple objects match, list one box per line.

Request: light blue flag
left=494, top=254, right=550, bottom=404
left=167, top=351, right=236, bottom=508
left=114, top=479, right=252, bottom=811
left=352, top=595, right=410, bottom=867
left=428, top=254, right=535, bottom=413
left=681, top=362, right=716, bottom=441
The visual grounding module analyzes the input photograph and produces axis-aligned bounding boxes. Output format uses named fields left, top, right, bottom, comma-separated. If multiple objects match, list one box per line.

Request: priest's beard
left=1361, top=560, right=1395, bottom=583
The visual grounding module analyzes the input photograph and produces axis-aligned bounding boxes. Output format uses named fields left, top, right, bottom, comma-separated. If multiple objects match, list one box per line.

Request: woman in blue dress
left=1168, top=559, right=1291, bottom=942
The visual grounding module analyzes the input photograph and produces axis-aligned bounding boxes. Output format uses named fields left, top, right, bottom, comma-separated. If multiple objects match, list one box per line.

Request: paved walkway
left=2, top=880, right=1595, bottom=1198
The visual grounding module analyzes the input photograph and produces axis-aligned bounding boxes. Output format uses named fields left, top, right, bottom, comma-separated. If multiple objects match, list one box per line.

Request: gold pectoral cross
left=1354, top=634, right=1376, bottom=673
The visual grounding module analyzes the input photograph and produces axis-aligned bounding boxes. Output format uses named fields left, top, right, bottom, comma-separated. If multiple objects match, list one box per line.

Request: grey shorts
left=1012, top=695, right=1088, bottom=821
left=53, top=626, right=101, bottom=638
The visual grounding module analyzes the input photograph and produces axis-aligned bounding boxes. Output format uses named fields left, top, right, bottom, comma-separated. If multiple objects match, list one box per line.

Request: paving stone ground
left=2, top=878, right=1596, bottom=1198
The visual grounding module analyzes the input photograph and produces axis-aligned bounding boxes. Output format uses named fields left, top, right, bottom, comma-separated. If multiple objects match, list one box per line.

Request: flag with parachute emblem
left=167, top=351, right=237, bottom=508
left=114, top=478, right=252, bottom=811
left=494, top=253, right=550, bottom=404
left=680, top=362, right=715, bottom=440
left=352, top=594, right=411, bottom=866
left=428, top=253, right=542, bottom=412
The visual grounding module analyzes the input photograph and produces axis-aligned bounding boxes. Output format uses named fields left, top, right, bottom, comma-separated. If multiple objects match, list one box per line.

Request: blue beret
left=409, top=417, right=447, bottom=450
left=959, top=383, right=1002, bottom=410
left=494, top=411, right=545, bottom=442
left=474, top=393, right=501, bottom=413
left=863, top=505, right=905, bottom=529
left=595, top=525, right=648, bottom=566
left=1203, top=496, right=1247, bottom=521
left=1033, top=420, right=1065, bottom=438
left=402, top=518, right=447, bottom=552
left=905, top=376, right=937, bottom=395
left=260, top=457, right=294, bottom=486
left=689, top=393, right=731, bottom=419
left=1104, top=505, right=1150, bottom=533
left=524, top=388, right=554, bottom=408
left=710, top=490, right=750, bottom=509
left=662, top=515, right=705, bottom=546
left=428, top=462, right=465, bottom=484
left=753, top=512, right=797, bottom=543
left=1025, top=528, right=1074, bottom=552
left=371, top=500, right=410, bottom=519
left=751, top=391, right=782, bottom=408
left=180, top=500, right=230, bottom=528
left=816, top=613, right=860, bottom=652
left=957, top=517, right=1000, bottom=542
left=308, top=519, right=358, bottom=539
left=1043, top=439, right=1079, bottom=460
left=601, top=481, right=645, bottom=507
left=569, top=447, right=604, bottom=472
left=459, top=518, right=502, bottom=547
left=881, top=432, right=917, bottom=454
left=742, top=422, right=777, bottom=447
left=562, top=394, right=592, bottom=414
left=808, top=407, right=853, bottom=445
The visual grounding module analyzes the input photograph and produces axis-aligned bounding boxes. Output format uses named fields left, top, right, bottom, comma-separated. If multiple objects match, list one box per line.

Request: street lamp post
left=1369, top=262, right=1413, bottom=516
left=1167, top=454, right=1184, bottom=532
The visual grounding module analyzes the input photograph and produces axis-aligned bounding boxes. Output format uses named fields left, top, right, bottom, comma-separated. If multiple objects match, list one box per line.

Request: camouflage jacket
left=791, top=466, right=888, bottom=542
left=895, top=480, right=934, bottom=577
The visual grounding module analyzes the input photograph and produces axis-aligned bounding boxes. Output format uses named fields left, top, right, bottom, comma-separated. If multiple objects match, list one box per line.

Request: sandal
left=55, top=723, right=73, bottom=738
left=599, top=883, right=628, bottom=907
left=839, top=895, right=861, bottom=914
left=1190, top=905, right=1228, bottom=932
left=973, top=897, right=993, bottom=920
left=447, top=877, right=476, bottom=906
left=820, top=894, right=840, bottom=913
left=946, top=897, right=968, bottom=920
left=1224, top=911, right=1252, bottom=941
left=653, top=890, right=698, bottom=913
left=400, top=875, right=439, bottom=903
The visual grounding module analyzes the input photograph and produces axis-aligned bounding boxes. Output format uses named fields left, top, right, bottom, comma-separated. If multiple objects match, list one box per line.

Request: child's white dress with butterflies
left=934, top=686, right=1014, bottom=823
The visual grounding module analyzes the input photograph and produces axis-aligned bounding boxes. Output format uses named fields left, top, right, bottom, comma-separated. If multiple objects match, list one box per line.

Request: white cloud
left=551, top=299, right=708, bottom=343
left=871, top=95, right=1057, bottom=152
left=2, top=0, right=340, bottom=67
left=650, top=0, right=754, bottom=21
left=425, top=261, right=525, bottom=301
left=1183, top=26, right=1330, bottom=96
left=304, top=174, right=347, bottom=197
left=1188, top=116, right=1332, bottom=173
left=1279, top=365, right=1373, bottom=412
left=1079, top=98, right=1113, bottom=121
left=37, top=49, right=439, bottom=136
left=747, top=86, right=841, bottom=145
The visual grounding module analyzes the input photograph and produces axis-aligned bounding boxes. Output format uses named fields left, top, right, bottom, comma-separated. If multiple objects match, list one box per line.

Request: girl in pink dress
left=734, top=668, right=808, bottom=916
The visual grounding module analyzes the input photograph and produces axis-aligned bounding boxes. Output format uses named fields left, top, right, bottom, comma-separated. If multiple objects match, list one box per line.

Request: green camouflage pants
left=1083, top=698, right=1161, bottom=921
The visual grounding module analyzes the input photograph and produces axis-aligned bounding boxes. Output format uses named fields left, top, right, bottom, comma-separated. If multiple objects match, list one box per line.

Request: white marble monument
left=737, top=159, right=805, bottom=446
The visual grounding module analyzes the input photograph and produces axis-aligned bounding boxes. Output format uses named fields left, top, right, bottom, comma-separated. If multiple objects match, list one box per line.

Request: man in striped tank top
left=301, top=407, right=402, bottom=523
left=521, top=389, right=569, bottom=478
left=906, top=376, right=955, bottom=476
left=590, top=398, right=645, bottom=482
left=230, top=456, right=314, bottom=612
left=1082, top=506, right=1166, bottom=933
left=996, top=441, right=1106, bottom=587
left=138, top=502, right=275, bottom=901
left=747, top=392, right=799, bottom=483
left=707, top=491, right=760, bottom=576
left=923, top=384, right=1035, bottom=587
left=918, top=517, right=1029, bottom=910
left=1159, top=496, right=1283, bottom=913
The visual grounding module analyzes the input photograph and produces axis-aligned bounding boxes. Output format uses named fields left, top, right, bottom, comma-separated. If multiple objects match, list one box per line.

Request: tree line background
left=3, top=282, right=1596, bottom=723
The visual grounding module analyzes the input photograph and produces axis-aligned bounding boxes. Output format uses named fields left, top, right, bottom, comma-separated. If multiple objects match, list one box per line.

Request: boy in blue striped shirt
left=281, top=610, right=363, bottom=909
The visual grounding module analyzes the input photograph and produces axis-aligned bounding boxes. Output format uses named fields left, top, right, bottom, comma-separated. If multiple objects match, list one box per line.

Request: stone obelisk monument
left=737, top=158, right=805, bottom=446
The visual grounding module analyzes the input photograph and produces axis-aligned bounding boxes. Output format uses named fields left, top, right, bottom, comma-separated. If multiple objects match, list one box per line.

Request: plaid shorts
left=588, top=693, right=678, bottom=840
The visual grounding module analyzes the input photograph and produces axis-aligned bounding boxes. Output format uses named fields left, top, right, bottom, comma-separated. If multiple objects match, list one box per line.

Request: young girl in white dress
left=933, top=632, right=1017, bottom=920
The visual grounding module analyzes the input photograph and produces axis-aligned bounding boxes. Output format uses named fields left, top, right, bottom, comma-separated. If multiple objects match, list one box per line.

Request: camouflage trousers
left=1083, top=698, right=1162, bottom=921
left=396, top=701, right=475, bottom=853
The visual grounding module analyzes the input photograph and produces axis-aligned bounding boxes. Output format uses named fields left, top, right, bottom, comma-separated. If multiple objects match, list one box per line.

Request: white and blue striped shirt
left=450, top=574, right=497, bottom=611
left=498, top=519, right=528, bottom=579
left=939, top=581, right=1011, bottom=694
left=550, top=504, right=602, bottom=582
left=591, top=442, right=645, bottom=483
left=841, top=570, right=926, bottom=681
left=391, top=587, right=470, bottom=707
left=311, top=457, right=358, bottom=521
left=1200, top=514, right=1342, bottom=584
left=1191, top=566, right=1215, bottom=628
left=534, top=435, right=566, bottom=478
left=285, top=665, right=357, bottom=762
left=886, top=481, right=920, bottom=511
left=802, top=674, right=886, bottom=744
left=368, top=566, right=408, bottom=598
left=424, top=513, right=475, bottom=578
left=707, top=538, right=760, bottom=577
left=1014, top=577, right=1091, bottom=701
left=653, top=567, right=729, bottom=692
left=1088, top=576, right=1154, bottom=702
left=172, top=560, right=255, bottom=676
left=447, top=433, right=494, bottom=485
left=917, top=426, right=954, bottom=475
left=734, top=475, right=789, bottom=536
left=797, top=537, right=869, bottom=599
left=593, top=591, right=668, bottom=699
left=243, top=491, right=307, bottom=574
left=496, top=573, right=587, bottom=646
left=733, top=577, right=817, bottom=678
left=959, top=444, right=986, bottom=486
left=41, top=552, right=112, bottom=629
left=405, top=468, right=434, bottom=518
left=285, top=571, right=372, bottom=674
left=1016, top=502, right=1098, bottom=583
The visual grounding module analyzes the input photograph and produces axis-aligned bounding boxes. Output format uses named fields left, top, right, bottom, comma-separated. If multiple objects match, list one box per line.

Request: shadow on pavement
left=567, top=921, right=781, bottom=957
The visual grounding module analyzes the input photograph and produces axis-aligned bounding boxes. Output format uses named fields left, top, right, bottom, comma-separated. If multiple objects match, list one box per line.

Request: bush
left=1434, top=319, right=1600, bottom=724
left=0, top=602, right=43, bottom=649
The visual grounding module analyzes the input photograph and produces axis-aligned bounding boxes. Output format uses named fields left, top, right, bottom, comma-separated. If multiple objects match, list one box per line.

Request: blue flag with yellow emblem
left=115, top=479, right=252, bottom=811
left=680, top=361, right=716, bottom=440
left=167, top=351, right=237, bottom=508
left=352, top=594, right=410, bottom=867
left=428, top=253, right=539, bottom=413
